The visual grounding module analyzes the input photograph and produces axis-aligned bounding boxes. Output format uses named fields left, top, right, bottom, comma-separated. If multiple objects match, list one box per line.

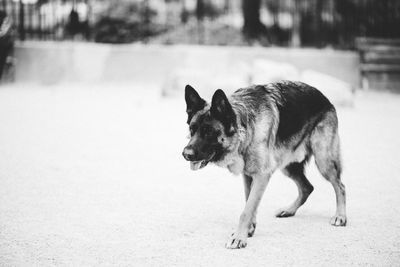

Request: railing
left=0, top=0, right=400, bottom=48
left=1, top=0, right=90, bottom=41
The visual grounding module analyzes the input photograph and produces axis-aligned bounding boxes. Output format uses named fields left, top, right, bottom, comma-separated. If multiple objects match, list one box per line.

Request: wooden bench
left=356, top=37, right=400, bottom=91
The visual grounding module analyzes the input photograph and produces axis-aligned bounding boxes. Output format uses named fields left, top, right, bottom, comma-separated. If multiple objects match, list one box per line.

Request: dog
left=182, top=81, right=347, bottom=249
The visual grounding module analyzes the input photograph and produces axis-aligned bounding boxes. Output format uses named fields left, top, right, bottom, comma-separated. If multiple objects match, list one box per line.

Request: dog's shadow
left=284, top=212, right=330, bottom=222
left=257, top=212, right=336, bottom=234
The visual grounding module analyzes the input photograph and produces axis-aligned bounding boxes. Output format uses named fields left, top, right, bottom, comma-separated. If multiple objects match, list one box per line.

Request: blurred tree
left=224, top=0, right=230, bottom=12
left=196, top=0, right=204, bottom=21
left=290, top=0, right=300, bottom=47
left=180, top=0, right=189, bottom=23
left=143, top=0, right=151, bottom=24
left=93, top=0, right=166, bottom=43
left=18, top=0, right=24, bottom=40
left=196, top=0, right=205, bottom=44
left=242, top=0, right=268, bottom=40
left=0, top=10, right=14, bottom=81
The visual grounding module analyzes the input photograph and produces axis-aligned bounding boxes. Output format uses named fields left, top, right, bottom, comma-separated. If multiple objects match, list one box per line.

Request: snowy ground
left=0, top=84, right=399, bottom=266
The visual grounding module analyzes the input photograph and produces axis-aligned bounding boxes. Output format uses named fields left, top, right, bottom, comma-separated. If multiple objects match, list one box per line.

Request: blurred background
left=0, top=0, right=400, bottom=92
left=1, top=0, right=400, bottom=46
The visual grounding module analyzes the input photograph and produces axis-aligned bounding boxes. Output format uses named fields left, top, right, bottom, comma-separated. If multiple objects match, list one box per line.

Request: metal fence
left=1, top=0, right=90, bottom=41
left=1, top=0, right=400, bottom=48
left=299, top=0, right=400, bottom=48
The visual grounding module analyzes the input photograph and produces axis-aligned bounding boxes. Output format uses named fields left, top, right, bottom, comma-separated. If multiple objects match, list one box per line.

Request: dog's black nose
left=182, top=147, right=196, bottom=161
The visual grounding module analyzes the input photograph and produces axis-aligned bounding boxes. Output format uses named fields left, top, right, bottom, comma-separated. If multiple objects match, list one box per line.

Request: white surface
left=251, top=59, right=300, bottom=84
left=162, top=60, right=354, bottom=107
left=0, top=84, right=399, bottom=266
left=15, top=42, right=359, bottom=88
left=162, top=63, right=250, bottom=98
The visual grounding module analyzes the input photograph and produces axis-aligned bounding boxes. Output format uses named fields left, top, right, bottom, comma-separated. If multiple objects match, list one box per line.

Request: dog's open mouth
left=190, top=160, right=209, bottom=171
left=189, top=153, right=215, bottom=171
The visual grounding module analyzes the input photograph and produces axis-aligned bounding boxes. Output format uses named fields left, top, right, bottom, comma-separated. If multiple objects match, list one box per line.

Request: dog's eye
left=190, top=125, right=198, bottom=136
left=201, top=126, right=214, bottom=138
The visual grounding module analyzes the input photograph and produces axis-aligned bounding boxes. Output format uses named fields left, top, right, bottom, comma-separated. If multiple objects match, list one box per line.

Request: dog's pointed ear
left=211, top=89, right=236, bottom=135
left=185, top=85, right=206, bottom=124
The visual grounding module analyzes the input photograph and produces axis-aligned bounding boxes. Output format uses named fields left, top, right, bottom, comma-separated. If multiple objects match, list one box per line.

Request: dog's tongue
left=190, top=161, right=202, bottom=171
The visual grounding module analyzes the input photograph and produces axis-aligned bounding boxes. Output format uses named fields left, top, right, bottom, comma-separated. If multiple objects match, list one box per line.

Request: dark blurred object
left=196, top=0, right=205, bottom=21
left=1, top=0, right=91, bottom=41
left=242, top=0, right=268, bottom=43
left=298, top=0, right=337, bottom=47
left=337, top=0, right=400, bottom=48
left=0, top=10, right=14, bottom=82
left=0, top=0, right=399, bottom=48
left=65, top=8, right=90, bottom=39
left=356, top=37, right=400, bottom=91
left=149, top=20, right=245, bottom=46
left=194, top=0, right=223, bottom=44
left=67, top=9, right=80, bottom=35
left=93, top=1, right=166, bottom=43
left=196, top=0, right=222, bottom=21
left=298, top=0, right=400, bottom=48
left=94, top=17, right=166, bottom=44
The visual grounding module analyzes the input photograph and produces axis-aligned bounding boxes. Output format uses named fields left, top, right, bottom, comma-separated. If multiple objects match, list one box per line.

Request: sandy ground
left=0, top=84, right=399, bottom=266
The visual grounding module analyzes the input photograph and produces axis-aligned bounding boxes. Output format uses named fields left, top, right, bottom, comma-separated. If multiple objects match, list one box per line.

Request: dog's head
left=182, top=85, right=237, bottom=170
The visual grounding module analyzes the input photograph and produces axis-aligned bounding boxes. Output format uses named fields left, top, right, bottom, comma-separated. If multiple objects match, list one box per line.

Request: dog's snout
left=182, top=147, right=196, bottom=161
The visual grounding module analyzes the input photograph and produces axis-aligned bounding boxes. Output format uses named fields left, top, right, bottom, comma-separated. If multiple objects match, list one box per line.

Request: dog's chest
left=227, top=159, right=245, bottom=175
left=214, top=153, right=244, bottom=175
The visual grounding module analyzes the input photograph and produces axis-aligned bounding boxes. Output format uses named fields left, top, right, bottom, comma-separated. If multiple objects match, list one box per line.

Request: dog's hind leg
left=276, top=161, right=314, bottom=218
left=311, top=111, right=347, bottom=226
left=243, top=175, right=256, bottom=237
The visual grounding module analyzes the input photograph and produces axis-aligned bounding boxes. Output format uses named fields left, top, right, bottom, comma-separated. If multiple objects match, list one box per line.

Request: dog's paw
left=330, top=214, right=347, bottom=226
left=248, top=222, right=256, bottom=237
left=275, top=208, right=296, bottom=218
left=225, top=233, right=248, bottom=249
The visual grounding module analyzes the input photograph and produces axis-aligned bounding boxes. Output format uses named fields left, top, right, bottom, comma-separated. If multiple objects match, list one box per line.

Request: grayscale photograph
left=0, top=0, right=399, bottom=266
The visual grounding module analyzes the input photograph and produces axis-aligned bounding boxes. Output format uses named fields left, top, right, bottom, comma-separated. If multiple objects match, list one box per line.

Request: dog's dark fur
left=182, top=81, right=347, bottom=249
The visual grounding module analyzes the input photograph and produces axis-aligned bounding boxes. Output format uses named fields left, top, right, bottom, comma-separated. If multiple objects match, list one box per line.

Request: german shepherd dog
left=182, top=81, right=347, bottom=249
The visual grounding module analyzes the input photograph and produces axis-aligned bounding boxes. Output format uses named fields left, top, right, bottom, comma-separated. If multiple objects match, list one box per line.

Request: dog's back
left=231, top=81, right=335, bottom=146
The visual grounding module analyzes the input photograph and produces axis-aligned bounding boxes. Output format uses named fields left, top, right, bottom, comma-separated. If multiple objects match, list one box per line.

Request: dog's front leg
left=226, top=173, right=271, bottom=249
left=243, top=175, right=257, bottom=237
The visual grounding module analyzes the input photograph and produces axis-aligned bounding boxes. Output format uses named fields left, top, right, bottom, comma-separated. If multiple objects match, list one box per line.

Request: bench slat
left=360, top=64, right=400, bottom=72
left=358, top=45, right=400, bottom=53
left=356, top=37, right=400, bottom=47
left=363, top=52, right=400, bottom=64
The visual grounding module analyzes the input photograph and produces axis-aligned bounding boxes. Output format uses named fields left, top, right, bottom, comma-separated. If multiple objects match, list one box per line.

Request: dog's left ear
left=185, top=85, right=206, bottom=124
left=211, top=89, right=236, bottom=136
